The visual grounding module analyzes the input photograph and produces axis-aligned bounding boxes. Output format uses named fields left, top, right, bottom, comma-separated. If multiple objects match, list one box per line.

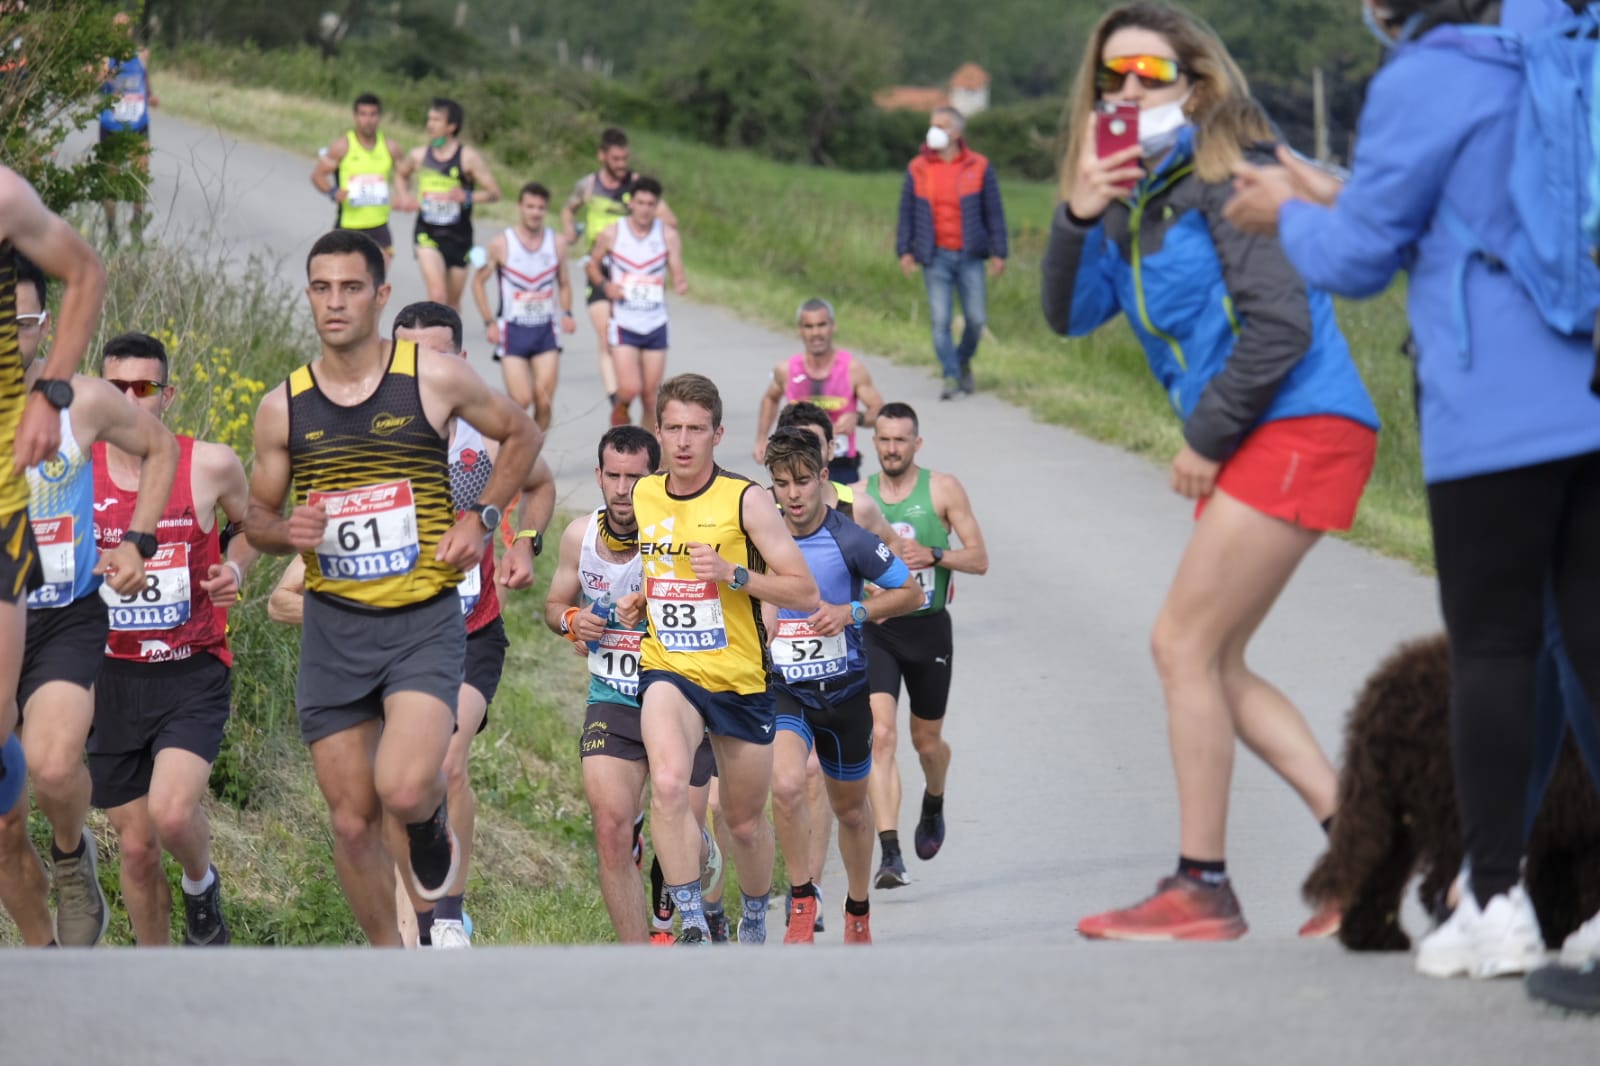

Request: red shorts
left=1194, top=415, right=1377, bottom=532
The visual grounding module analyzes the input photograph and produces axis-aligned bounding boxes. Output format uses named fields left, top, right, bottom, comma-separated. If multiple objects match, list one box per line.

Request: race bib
left=620, top=273, right=664, bottom=312
left=346, top=174, right=390, bottom=208
left=458, top=561, right=482, bottom=616
left=307, top=480, right=419, bottom=581
left=770, top=618, right=848, bottom=683
left=420, top=194, right=461, bottom=226
left=27, top=515, right=74, bottom=609
left=101, top=542, right=190, bottom=630
left=893, top=522, right=936, bottom=609
left=112, top=92, right=146, bottom=124
left=646, top=577, right=727, bottom=652
left=509, top=286, right=555, bottom=326
left=588, top=628, right=643, bottom=696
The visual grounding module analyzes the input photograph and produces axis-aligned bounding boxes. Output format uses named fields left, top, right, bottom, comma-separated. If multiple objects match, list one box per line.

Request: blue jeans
left=922, top=249, right=987, bottom=381
left=1523, top=585, right=1600, bottom=836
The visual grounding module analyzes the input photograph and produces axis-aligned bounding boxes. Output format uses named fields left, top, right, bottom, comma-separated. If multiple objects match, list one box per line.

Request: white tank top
left=497, top=227, right=560, bottom=328
left=579, top=508, right=644, bottom=606
left=607, top=218, right=668, bottom=335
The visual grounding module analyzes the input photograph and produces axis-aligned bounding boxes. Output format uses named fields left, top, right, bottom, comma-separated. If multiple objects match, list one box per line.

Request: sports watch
left=469, top=502, right=503, bottom=532
left=930, top=547, right=945, bottom=565
left=728, top=565, right=750, bottom=591
left=850, top=600, right=868, bottom=628
left=121, top=531, right=158, bottom=559
left=31, top=378, right=73, bottom=411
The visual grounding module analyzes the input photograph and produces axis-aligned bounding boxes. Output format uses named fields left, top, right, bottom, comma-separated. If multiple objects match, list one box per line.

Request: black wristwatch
left=121, top=531, right=158, bottom=559
left=30, top=378, right=73, bottom=411
left=728, top=565, right=749, bottom=591
left=930, top=547, right=945, bottom=566
left=469, top=502, right=503, bottom=531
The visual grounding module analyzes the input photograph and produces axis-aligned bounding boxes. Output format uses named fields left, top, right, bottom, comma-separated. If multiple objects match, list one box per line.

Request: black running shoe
left=875, top=852, right=910, bottom=889
left=706, top=908, right=730, bottom=943
left=182, top=866, right=231, bottom=946
left=915, top=809, right=946, bottom=861
left=1528, top=962, right=1600, bottom=1015
left=675, top=926, right=708, bottom=945
left=407, top=802, right=459, bottom=902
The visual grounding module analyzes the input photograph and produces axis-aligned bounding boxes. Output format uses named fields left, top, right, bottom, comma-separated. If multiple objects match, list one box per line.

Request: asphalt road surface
left=14, top=114, right=1592, bottom=1063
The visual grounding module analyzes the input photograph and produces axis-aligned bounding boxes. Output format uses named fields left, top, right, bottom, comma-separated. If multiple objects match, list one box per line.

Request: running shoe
left=1077, top=876, right=1248, bottom=941
left=181, top=866, right=231, bottom=946
left=939, top=377, right=962, bottom=401
left=610, top=400, right=630, bottom=427
left=1298, top=900, right=1343, bottom=939
left=1560, top=906, right=1600, bottom=966
left=1416, top=879, right=1543, bottom=979
left=875, top=852, right=910, bottom=890
left=843, top=910, right=872, bottom=945
left=675, top=926, right=708, bottom=945
left=431, top=918, right=471, bottom=949
left=407, top=804, right=460, bottom=903
left=914, top=808, right=946, bottom=861
left=52, top=829, right=108, bottom=947
left=783, top=895, right=818, bottom=945
left=705, top=908, right=731, bottom=944
left=783, top=885, right=823, bottom=930
left=649, top=929, right=675, bottom=946
left=1527, top=961, right=1600, bottom=1015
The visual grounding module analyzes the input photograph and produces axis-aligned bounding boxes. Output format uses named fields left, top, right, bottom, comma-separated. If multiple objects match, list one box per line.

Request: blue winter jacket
left=1278, top=0, right=1600, bottom=484
left=1041, top=128, right=1379, bottom=460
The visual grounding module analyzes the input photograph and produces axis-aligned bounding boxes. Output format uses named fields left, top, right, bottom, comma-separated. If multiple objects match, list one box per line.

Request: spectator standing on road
left=1042, top=1, right=1380, bottom=943
left=896, top=107, right=1007, bottom=401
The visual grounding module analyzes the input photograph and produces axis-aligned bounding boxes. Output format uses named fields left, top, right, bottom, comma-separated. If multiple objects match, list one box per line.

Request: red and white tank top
left=93, top=435, right=231, bottom=664
left=607, top=218, right=668, bottom=336
left=496, top=227, right=560, bottom=329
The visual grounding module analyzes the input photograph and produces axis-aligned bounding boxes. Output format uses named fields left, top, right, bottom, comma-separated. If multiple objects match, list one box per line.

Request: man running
left=0, top=256, right=176, bottom=948
left=98, top=12, right=158, bottom=245
left=395, top=98, right=501, bottom=311
left=613, top=373, right=816, bottom=944
left=311, top=93, right=415, bottom=268
left=559, top=127, right=678, bottom=411
left=471, top=181, right=575, bottom=430
left=246, top=230, right=537, bottom=946
left=753, top=299, right=884, bottom=484
left=89, top=330, right=257, bottom=946
left=762, top=428, right=921, bottom=944
left=864, top=402, right=988, bottom=887
left=584, top=177, right=686, bottom=431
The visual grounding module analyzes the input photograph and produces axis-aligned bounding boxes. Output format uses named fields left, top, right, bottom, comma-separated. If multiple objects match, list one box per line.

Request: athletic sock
left=416, top=908, right=435, bottom=946
left=738, top=891, right=768, bottom=944
left=844, top=896, right=870, bottom=917
left=180, top=866, right=216, bottom=896
left=1176, top=855, right=1228, bottom=888
left=790, top=881, right=816, bottom=899
left=921, top=791, right=944, bottom=818
left=879, top=830, right=901, bottom=861
left=51, top=835, right=86, bottom=863
left=650, top=855, right=674, bottom=921
left=435, top=893, right=464, bottom=923
left=669, top=881, right=709, bottom=935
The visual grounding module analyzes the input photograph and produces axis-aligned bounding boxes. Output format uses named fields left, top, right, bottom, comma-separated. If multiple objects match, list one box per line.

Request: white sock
left=181, top=866, right=215, bottom=896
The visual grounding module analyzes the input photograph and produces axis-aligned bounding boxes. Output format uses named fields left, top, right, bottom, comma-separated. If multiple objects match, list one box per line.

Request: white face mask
left=1139, top=90, right=1192, bottom=157
left=926, top=126, right=952, bottom=151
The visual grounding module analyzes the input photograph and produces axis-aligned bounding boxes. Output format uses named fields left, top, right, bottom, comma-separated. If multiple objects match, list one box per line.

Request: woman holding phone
left=1040, top=1, right=1380, bottom=941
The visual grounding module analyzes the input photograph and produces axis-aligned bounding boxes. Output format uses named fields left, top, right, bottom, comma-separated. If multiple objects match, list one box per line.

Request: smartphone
left=1095, top=101, right=1141, bottom=191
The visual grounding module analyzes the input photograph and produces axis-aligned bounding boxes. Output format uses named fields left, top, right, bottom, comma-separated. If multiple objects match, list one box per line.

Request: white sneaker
left=1416, top=878, right=1545, bottom=979
left=1560, top=907, right=1600, bottom=966
left=431, top=918, right=471, bottom=950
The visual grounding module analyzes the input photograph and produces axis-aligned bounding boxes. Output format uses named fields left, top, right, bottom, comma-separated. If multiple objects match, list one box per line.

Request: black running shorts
left=18, top=593, right=108, bottom=716
left=89, top=652, right=232, bottom=809
left=865, top=610, right=954, bottom=721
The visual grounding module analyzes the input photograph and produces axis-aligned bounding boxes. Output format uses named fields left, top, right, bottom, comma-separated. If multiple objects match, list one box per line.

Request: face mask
left=1139, top=91, right=1192, bottom=157
left=1362, top=2, right=1399, bottom=47
left=926, top=126, right=951, bottom=152
left=1362, top=2, right=1423, bottom=48
left=431, top=135, right=448, bottom=149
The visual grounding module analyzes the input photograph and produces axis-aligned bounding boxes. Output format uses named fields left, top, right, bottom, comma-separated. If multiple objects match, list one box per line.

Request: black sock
left=922, top=791, right=944, bottom=818
left=1176, top=855, right=1228, bottom=887
left=844, top=896, right=870, bottom=917
left=790, top=881, right=815, bottom=899
left=1320, top=816, right=1334, bottom=836
left=880, top=830, right=901, bottom=860
left=650, top=855, right=673, bottom=920
left=416, top=908, right=434, bottom=946
left=51, top=836, right=86, bottom=862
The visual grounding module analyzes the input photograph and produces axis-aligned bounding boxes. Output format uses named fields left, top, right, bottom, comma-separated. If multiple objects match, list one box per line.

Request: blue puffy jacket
left=1277, top=0, right=1600, bottom=484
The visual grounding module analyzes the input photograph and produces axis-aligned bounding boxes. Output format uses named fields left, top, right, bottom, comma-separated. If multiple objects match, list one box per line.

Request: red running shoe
left=1077, top=877, right=1248, bottom=941
left=648, top=929, right=674, bottom=946
left=843, top=911, right=872, bottom=945
left=783, top=894, right=817, bottom=944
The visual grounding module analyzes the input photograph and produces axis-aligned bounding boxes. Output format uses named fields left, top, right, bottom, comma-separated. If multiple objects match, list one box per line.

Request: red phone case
left=1095, top=102, right=1141, bottom=191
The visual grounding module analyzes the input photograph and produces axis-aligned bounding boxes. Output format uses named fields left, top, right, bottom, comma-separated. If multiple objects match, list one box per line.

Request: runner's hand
left=614, top=591, right=646, bottom=628
left=807, top=602, right=849, bottom=637
left=603, top=282, right=623, bottom=301
left=1169, top=444, right=1220, bottom=500
left=486, top=322, right=503, bottom=347
left=92, top=541, right=146, bottom=597
left=201, top=562, right=241, bottom=608
left=500, top=538, right=535, bottom=589
left=560, top=314, right=577, bottom=335
left=898, top=539, right=935, bottom=570
left=562, top=225, right=578, bottom=245
left=394, top=191, right=419, bottom=213
left=287, top=504, right=328, bottom=552
left=675, top=277, right=688, bottom=296
left=752, top=441, right=767, bottom=466
left=435, top=516, right=488, bottom=570
left=571, top=607, right=607, bottom=643
left=12, top=393, right=62, bottom=473
left=688, top=541, right=731, bottom=584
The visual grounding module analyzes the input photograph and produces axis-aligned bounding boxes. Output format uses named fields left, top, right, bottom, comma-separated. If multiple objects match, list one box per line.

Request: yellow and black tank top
left=0, top=245, right=26, bottom=517
left=287, top=340, right=458, bottom=609
left=635, top=466, right=769, bottom=695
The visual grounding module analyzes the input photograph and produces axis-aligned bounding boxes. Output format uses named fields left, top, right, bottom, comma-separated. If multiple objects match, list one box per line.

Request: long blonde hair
left=1059, top=2, right=1257, bottom=195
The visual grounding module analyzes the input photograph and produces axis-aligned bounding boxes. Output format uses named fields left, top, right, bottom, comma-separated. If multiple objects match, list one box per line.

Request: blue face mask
left=1362, top=3, right=1424, bottom=49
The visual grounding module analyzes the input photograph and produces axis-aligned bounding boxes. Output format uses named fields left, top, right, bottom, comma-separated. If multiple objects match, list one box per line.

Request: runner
left=394, top=98, right=501, bottom=311
left=470, top=181, right=575, bottom=430
left=0, top=255, right=176, bottom=948
left=98, top=12, right=157, bottom=245
left=558, top=128, right=679, bottom=414
left=584, top=177, right=686, bottom=431
left=89, top=330, right=257, bottom=946
left=753, top=299, right=885, bottom=484
left=762, top=428, right=922, bottom=944
left=612, top=373, right=816, bottom=944
left=864, top=402, right=989, bottom=888
left=311, top=93, right=415, bottom=268
left=245, top=230, right=537, bottom=946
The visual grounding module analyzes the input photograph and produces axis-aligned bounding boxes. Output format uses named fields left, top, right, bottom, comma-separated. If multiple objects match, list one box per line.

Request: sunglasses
left=106, top=379, right=167, bottom=398
left=1097, top=54, right=1185, bottom=93
left=15, top=311, right=46, bottom=331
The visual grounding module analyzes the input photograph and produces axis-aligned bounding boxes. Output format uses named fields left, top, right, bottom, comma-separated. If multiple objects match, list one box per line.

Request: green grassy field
left=157, top=68, right=1430, bottom=569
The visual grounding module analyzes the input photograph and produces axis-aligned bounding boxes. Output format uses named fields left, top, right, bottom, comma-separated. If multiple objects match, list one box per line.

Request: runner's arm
left=656, top=198, right=679, bottom=230
left=78, top=375, right=175, bottom=593
left=850, top=360, right=884, bottom=427
left=393, top=147, right=419, bottom=199
left=311, top=136, right=347, bottom=198
left=933, top=473, right=989, bottom=576
left=267, top=555, right=306, bottom=626
left=500, top=457, right=555, bottom=590
left=585, top=227, right=615, bottom=290
left=560, top=175, right=590, bottom=243
left=543, top=517, right=589, bottom=635
left=140, top=48, right=158, bottom=108
left=245, top=386, right=314, bottom=556
left=470, top=234, right=505, bottom=337
left=737, top=485, right=817, bottom=611
left=554, top=234, right=575, bottom=326
left=465, top=149, right=501, bottom=205
left=664, top=225, right=688, bottom=295
left=846, top=492, right=903, bottom=558
left=752, top=366, right=786, bottom=463
left=199, top=441, right=260, bottom=605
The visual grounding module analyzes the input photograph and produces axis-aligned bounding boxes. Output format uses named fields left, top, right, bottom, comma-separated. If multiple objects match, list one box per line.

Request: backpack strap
left=1432, top=204, right=1506, bottom=367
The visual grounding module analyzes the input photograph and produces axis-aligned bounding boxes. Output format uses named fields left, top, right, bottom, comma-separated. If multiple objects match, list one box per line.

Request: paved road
left=17, top=115, right=1592, bottom=1062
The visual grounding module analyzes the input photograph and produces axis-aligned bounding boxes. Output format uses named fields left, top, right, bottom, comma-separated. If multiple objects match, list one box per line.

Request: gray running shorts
left=297, top=589, right=465, bottom=745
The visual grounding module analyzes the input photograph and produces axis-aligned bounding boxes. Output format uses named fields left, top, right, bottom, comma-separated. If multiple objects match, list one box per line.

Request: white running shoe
left=1560, top=907, right=1600, bottom=966
left=1416, top=876, right=1544, bottom=979
left=431, top=918, right=472, bottom=950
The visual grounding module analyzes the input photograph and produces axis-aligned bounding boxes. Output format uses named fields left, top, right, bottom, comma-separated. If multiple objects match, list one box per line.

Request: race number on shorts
left=101, top=542, right=191, bottom=630
left=770, top=618, right=848, bottom=683
left=26, top=515, right=74, bottom=609
left=589, top=628, right=643, bottom=696
left=646, top=577, right=728, bottom=652
left=307, top=480, right=420, bottom=581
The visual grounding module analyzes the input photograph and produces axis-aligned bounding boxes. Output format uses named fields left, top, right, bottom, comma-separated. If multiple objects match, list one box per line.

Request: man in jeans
left=896, top=106, right=1007, bottom=401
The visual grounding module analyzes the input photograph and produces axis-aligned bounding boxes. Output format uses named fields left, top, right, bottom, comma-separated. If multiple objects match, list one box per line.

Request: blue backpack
left=1439, top=4, right=1600, bottom=344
